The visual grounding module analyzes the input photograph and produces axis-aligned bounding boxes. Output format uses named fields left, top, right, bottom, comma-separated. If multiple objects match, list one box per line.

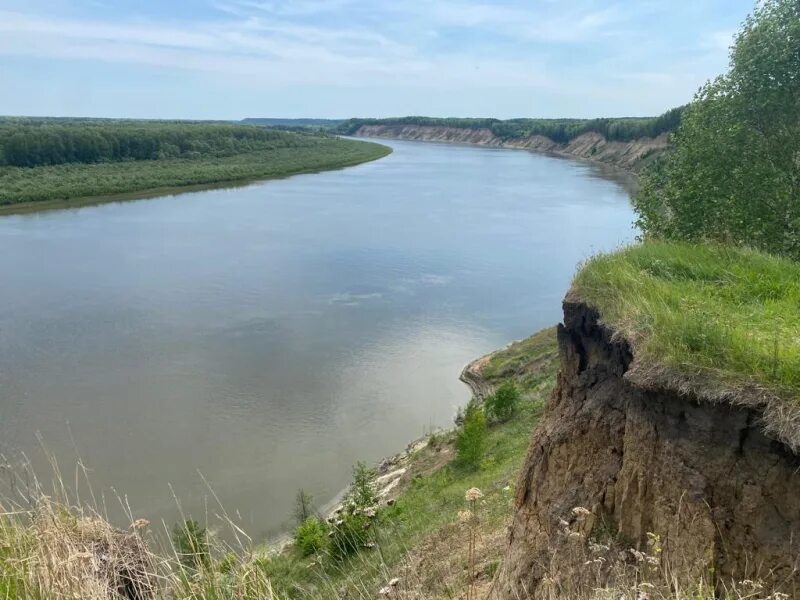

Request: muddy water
left=0, top=139, right=635, bottom=540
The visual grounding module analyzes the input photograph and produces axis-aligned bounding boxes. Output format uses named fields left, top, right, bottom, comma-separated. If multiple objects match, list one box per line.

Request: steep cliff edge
left=498, top=297, right=800, bottom=597
left=354, top=125, right=669, bottom=172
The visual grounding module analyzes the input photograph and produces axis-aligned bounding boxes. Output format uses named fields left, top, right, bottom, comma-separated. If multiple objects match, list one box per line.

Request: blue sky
left=0, top=0, right=754, bottom=120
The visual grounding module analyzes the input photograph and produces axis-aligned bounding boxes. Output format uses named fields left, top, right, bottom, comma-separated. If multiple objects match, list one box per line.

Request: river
left=0, top=139, right=635, bottom=541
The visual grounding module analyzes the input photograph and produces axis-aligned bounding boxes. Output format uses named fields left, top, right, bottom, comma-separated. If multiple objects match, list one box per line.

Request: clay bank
left=489, top=243, right=800, bottom=596
left=353, top=124, right=669, bottom=173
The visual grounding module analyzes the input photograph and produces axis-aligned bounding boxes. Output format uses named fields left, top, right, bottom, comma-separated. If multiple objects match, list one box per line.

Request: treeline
left=337, top=107, right=684, bottom=144
left=241, top=118, right=344, bottom=128
left=0, top=119, right=319, bottom=168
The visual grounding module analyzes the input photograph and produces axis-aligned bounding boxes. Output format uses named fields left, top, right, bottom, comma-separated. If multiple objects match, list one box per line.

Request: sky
left=0, top=0, right=756, bottom=120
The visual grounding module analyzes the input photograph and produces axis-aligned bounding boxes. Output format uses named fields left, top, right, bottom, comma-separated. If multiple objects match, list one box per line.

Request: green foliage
left=172, top=519, right=211, bottom=571
left=347, top=461, right=378, bottom=510
left=294, top=518, right=328, bottom=557
left=328, top=511, right=372, bottom=560
left=293, top=489, right=316, bottom=525
left=337, top=106, right=684, bottom=144
left=572, top=242, right=800, bottom=397
left=0, top=134, right=390, bottom=207
left=456, top=401, right=488, bottom=469
left=480, top=327, right=560, bottom=393
left=0, top=120, right=314, bottom=167
left=485, top=381, right=520, bottom=422
left=634, top=0, right=800, bottom=259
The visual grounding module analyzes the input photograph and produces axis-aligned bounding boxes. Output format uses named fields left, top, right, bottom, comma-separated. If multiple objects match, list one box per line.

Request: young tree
left=348, top=461, right=378, bottom=509
left=293, top=488, right=316, bottom=525
left=456, top=401, right=487, bottom=470
left=634, top=0, right=800, bottom=259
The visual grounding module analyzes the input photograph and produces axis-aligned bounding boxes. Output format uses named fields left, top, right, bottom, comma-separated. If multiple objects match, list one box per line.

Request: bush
left=348, top=461, right=378, bottom=510
left=456, top=401, right=487, bottom=469
left=294, top=518, right=328, bottom=557
left=328, top=512, right=372, bottom=559
left=485, top=381, right=520, bottom=422
left=172, top=519, right=210, bottom=571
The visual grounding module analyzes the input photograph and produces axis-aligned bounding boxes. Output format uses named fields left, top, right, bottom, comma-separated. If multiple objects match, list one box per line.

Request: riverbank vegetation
left=337, top=106, right=684, bottom=144
left=2, top=325, right=791, bottom=599
left=0, top=329, right=559, bottom=600
left=633, top=0, right=799, bottom=260
left=572, top=0, right=800, bottom=443
left=0, top=120, right=390, bottom=207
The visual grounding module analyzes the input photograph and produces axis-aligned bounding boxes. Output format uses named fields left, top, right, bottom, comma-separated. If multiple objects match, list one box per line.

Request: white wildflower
left=465, top=487, right=483, bottom=502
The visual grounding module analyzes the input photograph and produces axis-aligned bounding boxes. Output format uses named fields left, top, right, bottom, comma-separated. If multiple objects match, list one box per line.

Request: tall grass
left=572, top=242, right=800, bottom=400
left=0, top=324, right=793, bottom=599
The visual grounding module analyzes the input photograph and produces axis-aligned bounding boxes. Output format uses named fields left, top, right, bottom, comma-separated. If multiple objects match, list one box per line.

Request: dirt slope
left=354, top=125, right=669, bottom=172
left=498, top=299, right=800, bottom=597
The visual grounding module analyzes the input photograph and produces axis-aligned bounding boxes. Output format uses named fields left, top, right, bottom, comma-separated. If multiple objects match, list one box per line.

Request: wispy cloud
left=0, top=0, right=753, bottom=118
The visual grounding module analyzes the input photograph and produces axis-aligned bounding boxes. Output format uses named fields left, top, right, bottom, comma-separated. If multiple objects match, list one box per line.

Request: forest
left=0, top=119, right=390, bottom=207
left=0, top=119, right=335, bottom=167
left=337, top=106, right=684, bottom=144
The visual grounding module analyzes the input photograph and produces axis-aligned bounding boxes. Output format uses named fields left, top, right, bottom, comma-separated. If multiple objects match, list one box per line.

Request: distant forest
left=0, top=118, right=332, bottom=168
left=0, top=117, right=390, bottom=206
left=337, top=106, right=685, bottom=144
left=241, top=118, right=344, bottom=128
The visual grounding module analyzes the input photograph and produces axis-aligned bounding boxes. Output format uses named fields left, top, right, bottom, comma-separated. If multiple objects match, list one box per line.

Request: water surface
left=0, top=139, right=635, bottom=539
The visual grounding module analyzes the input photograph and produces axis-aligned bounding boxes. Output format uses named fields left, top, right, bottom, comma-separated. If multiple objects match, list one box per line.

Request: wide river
left=0, top=139, right=635, bottom=540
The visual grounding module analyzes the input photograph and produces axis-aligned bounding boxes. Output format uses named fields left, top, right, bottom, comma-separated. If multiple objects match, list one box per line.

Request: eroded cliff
left=498, top=298, right=800, bottom=597
left=354, top=125, right=669, bottom=172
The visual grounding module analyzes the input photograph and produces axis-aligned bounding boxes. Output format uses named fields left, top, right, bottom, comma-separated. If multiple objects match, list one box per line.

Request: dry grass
left=0, top=321, right=794, bottom=599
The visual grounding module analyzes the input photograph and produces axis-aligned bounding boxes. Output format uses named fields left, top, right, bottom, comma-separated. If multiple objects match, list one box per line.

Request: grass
left=0, top=325, right=793, bottom=599
left=479, top=327, right=560, bottom=391
left=572, top=242, right=800, bottom=404
left=259, top=331, right=560, bottom=599
left=0, top=137, right=391, bottom=209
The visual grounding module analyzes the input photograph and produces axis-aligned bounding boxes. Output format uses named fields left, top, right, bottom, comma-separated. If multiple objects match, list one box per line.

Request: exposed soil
left=354, top=125, right=669, bottom=172
left=498, top=299, right=800, bottom=597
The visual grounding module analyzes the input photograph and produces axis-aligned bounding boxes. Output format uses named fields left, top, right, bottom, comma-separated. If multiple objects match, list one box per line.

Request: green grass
left=480, top=327, right=560, bottom=392
left=0, top=137, right=390, bottom=208
left=259, top=329, right=560, bottom=599
left=572, top=241, right=800, bottom=400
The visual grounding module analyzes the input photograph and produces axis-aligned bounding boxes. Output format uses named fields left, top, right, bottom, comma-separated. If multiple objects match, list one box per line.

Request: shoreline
left=269, top=350, right=503, bottom=554
left=352, top=130, right=648, bottom=194
left=0, top=144, right=392, bottom=217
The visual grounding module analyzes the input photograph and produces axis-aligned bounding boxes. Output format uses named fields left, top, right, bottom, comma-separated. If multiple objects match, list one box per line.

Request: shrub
left=455, top=401, right=487, bottom=469
left=348, top=461, right=378, bottom=510
left=328, top=512, right=372, bottom=559
left=485, top=381, right=520, bottom=422
left=294, top=518, right=328, bottom=557
left=172, top=519, right=211, bottom=571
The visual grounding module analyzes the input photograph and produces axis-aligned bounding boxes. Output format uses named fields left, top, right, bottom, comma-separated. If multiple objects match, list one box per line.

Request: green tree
left=293, top=489, right=316, bottom=525
left=347, top=461, right=378, bottom=509
left=485, top=381, right=520, bottom=422
left=456, top=401, right=487, bottom=469
left=634, top=0, right=800, bottom=259
left=293, top=517, right=328, bottom=557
